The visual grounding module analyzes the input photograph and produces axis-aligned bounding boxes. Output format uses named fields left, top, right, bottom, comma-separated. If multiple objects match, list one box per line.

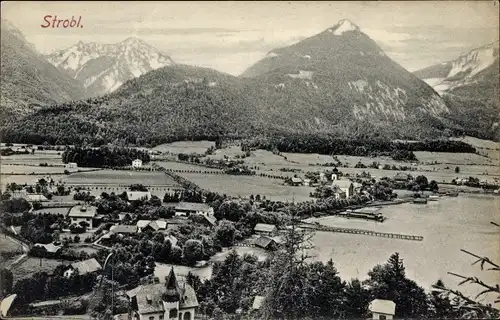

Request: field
left=180, top=172, right=314, bottom=202
left=62, top=169, right=180, bottom=186
left=0, top=164, right=92, bottom=174
left=13, top=257, right=68, bottom=282
left=151, top=140, right=215, bottom=154
left=154, top=160, right=222, bottom=172
left=0, top=233, right=24, bottom=253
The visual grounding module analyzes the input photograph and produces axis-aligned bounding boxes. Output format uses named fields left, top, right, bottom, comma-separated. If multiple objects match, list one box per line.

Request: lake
left=307, top=194, right=499, bottom=303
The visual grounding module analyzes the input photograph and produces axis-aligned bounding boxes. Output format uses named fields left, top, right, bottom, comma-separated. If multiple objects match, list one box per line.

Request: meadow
left=180, top=172, right=314, bottom=202
left=62, top=169, right=180, bottom=186
left=13, top=257, right=67, bottom=282
left=151, top=140, right=215, bottom=154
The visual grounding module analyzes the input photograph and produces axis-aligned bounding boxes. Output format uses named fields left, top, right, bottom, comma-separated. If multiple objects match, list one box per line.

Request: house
left=174, top=202, right=214, bottom=217
left=64, top=258, right=102, bottom=278
left=126, top=267, right=198, bottom=320
left=290, top=177, right=303, bottom=186
left=331, top=186, right=347, bottom=199
left=132, top=159, right=143, bottom=168
left=252, top=296, right=265, bottom=311
left=333, top=180, right=354, bottom=198
left=394, top=173, right=413, bottom=182
left=254, top=236, right=281, bottom=250
left=110, top=225, right=138, bottom=235
left=137, top=220, right=166, bottom=233
left=331, top=173, right=338, bottom=181
left=25, top=194, right=48, bottom=202
left=303, top=178, right=311, bottom=186
left=118, top=213, right=133, bottom=223
left=33, top=243, right=62, bottom=254
left=194, top=214, right=217, bottom=228
left=142, top=221, right=160, bottom=233
left=319, top=172, right=327, bottom=182
left=127, top=191, right=151, bottom=202
left=68, top=205, right=97, bottom=229
left=254, top=223, right=277, bottom=236
left=65, top=162, right=78, bottom=168
left=369, top=299, right=396, bottom=320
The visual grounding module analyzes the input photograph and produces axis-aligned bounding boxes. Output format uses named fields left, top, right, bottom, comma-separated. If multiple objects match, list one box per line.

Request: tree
left=415, top=175, right=429, bottom=190
left=428, top=280, right=456, bottom=319
left=429, top=180, right=439, bottom=192
left=0, top=269, right=13, bottom=298
left=432, top=248, right=500, bottom=319
left=344, top=278, right=370, bottom=318
left=183, top=240, right=204, bottom=265
left=215, top=220, right=236, bottom=247
left=364, top=252, right=428, bottom=318
left=455, top=166, right=460, bottom=174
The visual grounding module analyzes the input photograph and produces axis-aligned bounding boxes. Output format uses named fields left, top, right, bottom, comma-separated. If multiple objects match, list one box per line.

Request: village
left=1, top=137, right=499, bottom=320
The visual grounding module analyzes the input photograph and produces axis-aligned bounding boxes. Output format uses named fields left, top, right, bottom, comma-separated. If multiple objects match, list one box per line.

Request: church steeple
left=162, top=267, right=180, bottom=302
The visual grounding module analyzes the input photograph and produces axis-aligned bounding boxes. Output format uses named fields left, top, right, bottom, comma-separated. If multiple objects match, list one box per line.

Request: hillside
left=240, top=19, right=451, bottom=139
left=3, top=19, right=479, bottom=145
left=414, top=41, right=500, bottom=140
left=0, top=19, right=85, bottom=120
left=46, top=38, right=175, bottom=97
left=0, top=65, right=257, bottom=146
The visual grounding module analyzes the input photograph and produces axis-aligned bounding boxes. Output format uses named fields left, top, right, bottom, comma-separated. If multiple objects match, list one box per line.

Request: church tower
left=162, top=267, right=181, bottom=319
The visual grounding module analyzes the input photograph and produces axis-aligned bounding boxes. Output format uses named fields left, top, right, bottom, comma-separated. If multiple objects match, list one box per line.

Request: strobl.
left=41, top=15, right=83, bottom=28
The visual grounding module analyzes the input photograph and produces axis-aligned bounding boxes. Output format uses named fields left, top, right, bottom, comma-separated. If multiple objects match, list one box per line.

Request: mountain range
left=0, top=19, right=85, bottom=119
left=46, top=38, right=174, bottom=97
left=1, top=19, right=498, bottom=144
left=414, top=41, right=499, bottom=140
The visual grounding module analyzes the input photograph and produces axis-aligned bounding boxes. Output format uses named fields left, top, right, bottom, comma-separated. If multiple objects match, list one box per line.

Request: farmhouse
left=252, top=296, right=264, bottom=311
left=368, top=299, right=396, bottom=320
left=393, top=173, right=413, bottom=182
left=137, top=220, right=166, bottom=232
left=175, top=202, right=214, bottom=217
left=132, top=159, right=143, bottom=168
left=65, top=162, right=78, bottom=168
left=126, top=267, right=198, bottom=320
left=289, top=177, right=303, bottom=186
left=331, top=186, right=347, bottom=199
left=333, top=180, right=354, bottom=198
left=25, top=194, right=49, bottom=202
left=254, top=236, right=281, bottom=250
left=64, top=258, right=102, bottom=278
left=110, top=225, right=138, bottom=235
left=127, top=191, right=151, bottom=202
left=254, top=223, right=277, bottom=236
left=68, top=205, right=97, bottom=229
left=33, top=243, right=62, bottom=254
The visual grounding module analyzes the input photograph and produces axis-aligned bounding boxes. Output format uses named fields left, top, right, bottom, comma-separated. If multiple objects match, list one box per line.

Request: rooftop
left=333, top=180, right=353, bottom=189
left=126, top=268, right=198, bottom=313
left=70, top=258, right=102, bottom=275
left=369, top=299, right=396, bottom=315
left=175, top=202, right=212, bottom=212
left=254, top=223, right=277, bottom=233
left=68, top=205, right=97, bottom=218
left=127, top=191, right=151, bottom=201
left=110, top=225, right=138, bottom=234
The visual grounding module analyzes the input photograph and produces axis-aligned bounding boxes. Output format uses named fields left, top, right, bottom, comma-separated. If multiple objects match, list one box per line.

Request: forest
left=61, top=146, right=151, bottom=167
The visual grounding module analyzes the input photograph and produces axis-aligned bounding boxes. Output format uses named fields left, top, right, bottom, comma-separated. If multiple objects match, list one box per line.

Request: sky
left=2, top=1, right=499, bottom=75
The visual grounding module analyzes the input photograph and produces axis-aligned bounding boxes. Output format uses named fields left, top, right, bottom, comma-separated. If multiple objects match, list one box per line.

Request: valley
left=0, top=4, right=499, bottom=320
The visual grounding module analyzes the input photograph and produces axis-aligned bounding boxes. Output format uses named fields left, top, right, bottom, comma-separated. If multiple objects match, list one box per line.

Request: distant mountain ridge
left=239, top=19, right=450, bottom=139
left=414, top=41, right=499, bottom=140
left=46, top=37, right=175, bottom=97
left=0, top=19, right=85, bottom=119
left=2, top=19, right=458, bottom=145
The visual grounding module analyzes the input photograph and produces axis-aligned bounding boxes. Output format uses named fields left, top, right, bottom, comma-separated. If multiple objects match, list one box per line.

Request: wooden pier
left=295, top=222, right=424, bottom=241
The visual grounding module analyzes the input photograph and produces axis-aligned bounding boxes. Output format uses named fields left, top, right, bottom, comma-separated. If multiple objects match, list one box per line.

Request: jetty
left=294, top=221, right=424, bottom=242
